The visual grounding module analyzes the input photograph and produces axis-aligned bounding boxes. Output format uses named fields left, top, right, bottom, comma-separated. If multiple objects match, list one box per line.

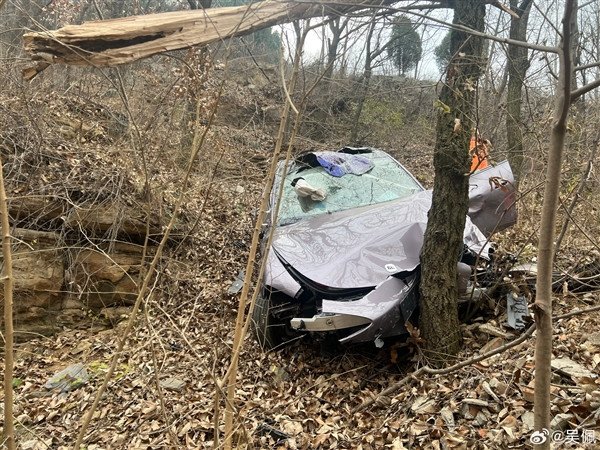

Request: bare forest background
left=0, top=0, right=599, bottom=448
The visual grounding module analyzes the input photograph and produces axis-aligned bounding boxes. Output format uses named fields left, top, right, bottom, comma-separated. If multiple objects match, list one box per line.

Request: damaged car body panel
left=468, top=160, right=517, bottom=236
left=256, top=147, right=517, bottom=349
left=317, top=274, right=419, bottom=345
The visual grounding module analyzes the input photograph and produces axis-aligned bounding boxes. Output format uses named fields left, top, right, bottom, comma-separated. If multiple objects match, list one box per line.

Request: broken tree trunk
left=22, top=0, right=396, bottom=79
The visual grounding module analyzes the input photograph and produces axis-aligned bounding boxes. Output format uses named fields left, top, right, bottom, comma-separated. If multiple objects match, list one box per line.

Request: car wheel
left=252, top=292, right=283, bottom=350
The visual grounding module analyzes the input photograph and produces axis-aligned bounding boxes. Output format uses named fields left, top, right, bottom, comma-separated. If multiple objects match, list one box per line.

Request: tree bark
left=533, top=1, right=575, bottom=446
left=506, top=0, right=532, bottom=183
left=419, top=0, right=485, bottom=364
left=569, top=3, right=580, bottom=102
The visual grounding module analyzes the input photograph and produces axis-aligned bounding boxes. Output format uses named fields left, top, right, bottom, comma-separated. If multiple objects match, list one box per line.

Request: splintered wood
left=22, top=0, right=394, bottom=79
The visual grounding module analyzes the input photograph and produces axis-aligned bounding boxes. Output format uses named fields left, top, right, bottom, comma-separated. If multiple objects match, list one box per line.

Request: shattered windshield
left=274, top=150, right=423, bottom=225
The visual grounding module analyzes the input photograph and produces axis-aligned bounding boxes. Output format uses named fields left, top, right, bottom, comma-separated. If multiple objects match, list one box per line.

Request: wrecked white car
left=254, top=147, right=517, bottom=349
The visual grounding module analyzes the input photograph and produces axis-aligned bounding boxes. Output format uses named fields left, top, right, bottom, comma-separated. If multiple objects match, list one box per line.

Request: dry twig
left=71, top=67, right=226, bottom=450
left=1, top=146, right=16, bottom=450
left=354, top=304, right=600, bottom=413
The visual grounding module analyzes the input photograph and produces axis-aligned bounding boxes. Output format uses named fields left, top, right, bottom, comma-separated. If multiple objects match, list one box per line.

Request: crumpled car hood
left=270, top=190, right=488, bottom=290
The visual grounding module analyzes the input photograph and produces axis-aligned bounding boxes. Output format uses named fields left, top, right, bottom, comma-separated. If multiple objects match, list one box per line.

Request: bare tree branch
left=383, top=5, right=558, bottom=53
left=354, top=304, right=600, bottom=413
left=490, top=0, right=519, bottom=18
left=575, top=61, right=600, bottom=72
left=554, top=143, right=598, bottom=258
left=571, top=78, right=600, bottom=102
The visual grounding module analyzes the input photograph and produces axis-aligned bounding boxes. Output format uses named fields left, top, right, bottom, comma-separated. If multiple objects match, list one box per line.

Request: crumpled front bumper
left=290, top=274, right=419, bottom=344
left=290, top=313, right=370, bottom=332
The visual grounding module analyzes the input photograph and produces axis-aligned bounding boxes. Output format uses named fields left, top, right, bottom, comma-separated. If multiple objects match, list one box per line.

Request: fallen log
left=22, top=0, right=396, bottom=79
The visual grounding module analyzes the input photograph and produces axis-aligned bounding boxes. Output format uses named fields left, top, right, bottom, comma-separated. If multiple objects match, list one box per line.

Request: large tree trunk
left=22, top=0, right=396, bottom=79
left=506, top=0, right=532, bottom=183
left=419, top=0, right=485, bottom=364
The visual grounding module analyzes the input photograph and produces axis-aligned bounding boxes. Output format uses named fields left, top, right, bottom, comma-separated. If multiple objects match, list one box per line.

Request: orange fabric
left=470, top=136, right=489, bottom=172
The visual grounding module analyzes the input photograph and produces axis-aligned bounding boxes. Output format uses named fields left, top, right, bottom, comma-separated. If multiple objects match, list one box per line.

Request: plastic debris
left=227, top=269, right=245, bottom=294
left=45, top=363, right=88, bottom=392
left=506, top=293, right=529, bottom=330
